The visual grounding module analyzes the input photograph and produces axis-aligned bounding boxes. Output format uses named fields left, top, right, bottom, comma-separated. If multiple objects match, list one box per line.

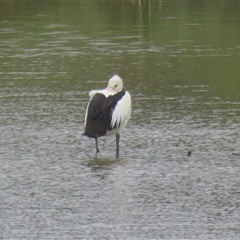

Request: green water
left=0, top=1, right=240, bottom=239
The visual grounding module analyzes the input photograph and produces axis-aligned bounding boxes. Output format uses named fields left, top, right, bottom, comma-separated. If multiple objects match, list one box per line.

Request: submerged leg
left=95, top=138, right=100, bottom=154
left=116, top=133, right=120, bottom=157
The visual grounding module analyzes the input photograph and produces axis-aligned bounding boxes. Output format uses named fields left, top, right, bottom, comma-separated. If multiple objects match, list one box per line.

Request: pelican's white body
left=86, top=87, right=131, bottom=136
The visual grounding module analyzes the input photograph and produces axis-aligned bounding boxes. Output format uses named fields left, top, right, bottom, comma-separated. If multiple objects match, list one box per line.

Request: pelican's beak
left=107, top=87, right=116, bottom=93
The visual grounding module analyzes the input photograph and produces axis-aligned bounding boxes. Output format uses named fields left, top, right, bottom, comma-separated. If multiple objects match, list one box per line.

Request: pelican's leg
left=95, top=138, right=100, bottom=154
left=116, top=133, right=120, bottom=157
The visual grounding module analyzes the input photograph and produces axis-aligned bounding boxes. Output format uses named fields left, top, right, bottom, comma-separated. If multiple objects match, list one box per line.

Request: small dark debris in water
left=232, top=152, right=240, bottom=156
left=187, top=151, right=192, bottom=157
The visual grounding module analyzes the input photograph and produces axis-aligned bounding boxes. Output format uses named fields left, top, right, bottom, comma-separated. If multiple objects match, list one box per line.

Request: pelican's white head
left=107, top=75, right=123, bottom=93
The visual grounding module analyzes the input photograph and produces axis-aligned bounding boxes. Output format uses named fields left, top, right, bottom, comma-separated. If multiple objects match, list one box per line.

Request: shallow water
left=1, top=1, right=240, bottom=239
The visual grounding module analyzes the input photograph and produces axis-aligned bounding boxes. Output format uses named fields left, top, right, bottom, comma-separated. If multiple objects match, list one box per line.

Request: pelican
left=83, top=75, right=131, bottom=157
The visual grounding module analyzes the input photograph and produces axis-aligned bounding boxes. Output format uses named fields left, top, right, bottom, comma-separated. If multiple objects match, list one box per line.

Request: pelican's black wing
left=83, top=91, right=125, bottom=138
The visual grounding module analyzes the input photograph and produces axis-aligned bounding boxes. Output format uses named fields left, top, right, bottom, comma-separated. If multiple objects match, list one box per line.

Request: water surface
left=0, top=1, right=240, bottom=239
